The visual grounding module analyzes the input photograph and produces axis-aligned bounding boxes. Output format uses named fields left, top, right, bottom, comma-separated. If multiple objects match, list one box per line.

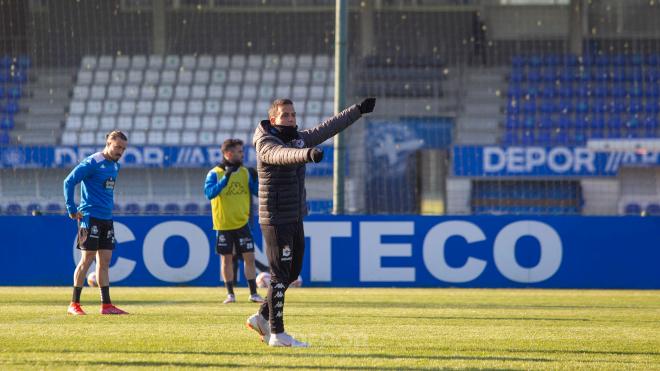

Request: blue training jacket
left=63, top=152, right=120, bottom=220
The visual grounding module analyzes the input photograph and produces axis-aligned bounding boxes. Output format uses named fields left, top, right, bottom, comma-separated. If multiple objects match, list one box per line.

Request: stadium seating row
left=508, top=83, right=660, bottom=99
left=65, top=113, right=326, bottom=132
left=71, top=83, right=334, bottom=101
left=80, top=54, right=332, bottom=71
left=624, top=203, right=660, bottom=216
left=471, top=180, right=583, bottom=215
left=76, top=68, right=333, bottom=86
left=504, top=55, right=660, bottom=145
left=67, top=98, right=333, bottom=116
left=0, top=200, right=333, bottom=216
left=511, top=54, right=660, bottom=67
left=507, top=98, right=660, bottom=115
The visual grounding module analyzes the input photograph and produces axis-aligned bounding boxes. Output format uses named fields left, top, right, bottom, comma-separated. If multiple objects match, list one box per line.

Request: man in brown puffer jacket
left=246, top=97, right=375, bottom=347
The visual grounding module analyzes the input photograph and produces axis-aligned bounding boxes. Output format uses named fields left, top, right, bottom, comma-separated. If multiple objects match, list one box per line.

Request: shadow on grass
left=1, top=359, right=500, bottom=371
left=10, top=348, right=553, bottom=364
left=301, top=301, right=660, bottom=311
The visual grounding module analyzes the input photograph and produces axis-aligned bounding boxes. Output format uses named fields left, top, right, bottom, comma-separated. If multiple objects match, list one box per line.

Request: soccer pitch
left=0, top=287, right=658, bottom=370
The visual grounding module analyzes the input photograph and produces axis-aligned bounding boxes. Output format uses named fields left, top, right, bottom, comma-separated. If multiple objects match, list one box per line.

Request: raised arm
left=299, top=98, right=375, bottom=148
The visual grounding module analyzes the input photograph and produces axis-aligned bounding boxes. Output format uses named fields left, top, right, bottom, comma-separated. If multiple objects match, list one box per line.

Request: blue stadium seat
left=113, top=203, right=121, bottom=214
left=562, top=54, right=579, bottom=67
left=46, top=203, right=62, bottom=214
left=7, top=86, right=21, bottom=99
left=541, top=85, right=557, bottom=98
left=538, top=116, right=553, bottom=129
left=631, top=54, right=644, bottom=66
left=558, top=84, right=573, bottom=98
left=612, top=54, right=627, bottom=67
left=5, top=203, right=22, bottom=215
left=557, top=99, right=573, bottom=113
left=644, top=117, right=659, bottom=135
left=542, top=68, right=556, bottom=82
left=536, top=130, right=552, bottom=145
left=0, top=86, right=4, bottom=99
left=544, top=55, right=560, bottom=67
left=528, top=56, right=543, bottom=68
left=595, top=55, right=610, bottom=67
left=522, top=100, right=536, bottom=114
left=0, top=71, right=9, bottom=83
left=629, top=85, right=643, bottom=98
left=124, top=203, right=140, bottom=215
left=539, top=101, right=555, bottom=114
left=590, top=116, right=605, bottom=129
left=0, top=116, right=14, bottom=130
left=645, top=84, right=660, bottom=98
left=592, top=84, right=608, bottom=98
left=554, top=130, right=569, bottom=144
left=203, top=203, right=212, bottom=215
left=609, top=68, right=625, bottom=83
left=646, top=204, right=660, bottom=216
left=591, top=99, right=608, bottom=113
left=575, top=101, right=589, bottom=114
left=1, top=130, right=10, bottom=145
left=184, top=203, right=200, bottom=215
left=526, top=69, right=541, bottom=83
left=0, top=56, right=12, bottom=69
left=610, top=101, right=626, bottom=114
left=508, top=85, right=522, bottom=98
left=607, top=116, right=623, bottom=130
left=506, top=100, right=520, bottom=115
left=502, top=131, right=517, bottom=145
left=624, top=203, right=642, bottom=215
left=17, top=56, right=31, bottom=69
left=144, top=203, right=160, bottom=215
left=11, top=70, right=27, bottom=84
left=556, top=116, right=571, bottom=130
left=164, top=203, right=181, bottom=215
left=308, top=200, right=333, bottom=214
left=647, top=54, right=660, bottom=66
left=611, top=84, right=627, bottom=98
left=645, top=101, right=660, bottom=114
left=26, top=203, right=42, bottom=215
left=511, top=56, right=525, bottom=68
left=3, top=101, right=19, bottom=115
left=505, top=116, right=520, bottom=129
left=559, top=68, right=576, bottom=82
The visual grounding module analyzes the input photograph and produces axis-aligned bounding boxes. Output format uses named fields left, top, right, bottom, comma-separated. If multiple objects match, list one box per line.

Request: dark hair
left=222, top=138, right=244, bottom=152
left=106, top=130, right=127, bottom=142
left=268, top=98, right=294, bottom=118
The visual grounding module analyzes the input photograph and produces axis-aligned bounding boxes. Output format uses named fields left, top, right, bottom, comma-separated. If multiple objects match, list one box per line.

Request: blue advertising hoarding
left=453, top=145, right=660, bottom=177
left=0, top=145, right=334, bottom=176
left=1, top=215, right=658, bottom=288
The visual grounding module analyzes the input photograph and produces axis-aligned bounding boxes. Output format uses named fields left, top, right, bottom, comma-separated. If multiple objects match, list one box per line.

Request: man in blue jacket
left=63, top=130, right=128, bottom=315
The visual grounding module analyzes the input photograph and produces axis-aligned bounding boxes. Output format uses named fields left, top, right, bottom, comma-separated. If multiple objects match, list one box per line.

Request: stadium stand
left=65, top=54, right=336, bottom=146
left=471, top=180, right=583, bottom=215
left=504, top=54, right=660, bottom=146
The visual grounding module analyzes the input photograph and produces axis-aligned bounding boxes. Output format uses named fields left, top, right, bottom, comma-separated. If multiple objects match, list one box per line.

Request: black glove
left=308, top=148, right=324, bottom=163
left=224, top=164, right=238, bottom=178
left=358, top=97, right=376, bottom=114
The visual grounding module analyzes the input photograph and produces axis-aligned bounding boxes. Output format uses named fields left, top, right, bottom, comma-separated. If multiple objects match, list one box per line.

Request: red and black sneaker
left=100, top=304, right=129, bottom=315
left=67, top=302, right=86, bottom=316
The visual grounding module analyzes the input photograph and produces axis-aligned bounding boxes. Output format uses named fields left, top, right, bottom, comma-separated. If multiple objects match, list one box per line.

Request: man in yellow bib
left=204, top=138, right=263, bottom=304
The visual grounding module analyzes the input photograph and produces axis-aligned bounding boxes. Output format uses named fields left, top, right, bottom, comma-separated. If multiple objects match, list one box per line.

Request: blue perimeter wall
left=0, top=215, right=658, bottom=288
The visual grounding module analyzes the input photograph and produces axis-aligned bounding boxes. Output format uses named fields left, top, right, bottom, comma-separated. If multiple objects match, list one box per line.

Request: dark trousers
left=258, top=221, right=305, bottom=334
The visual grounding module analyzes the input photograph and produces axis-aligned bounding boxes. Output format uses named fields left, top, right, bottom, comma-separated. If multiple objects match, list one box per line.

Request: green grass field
left=0, top=287, right=658, bottom=370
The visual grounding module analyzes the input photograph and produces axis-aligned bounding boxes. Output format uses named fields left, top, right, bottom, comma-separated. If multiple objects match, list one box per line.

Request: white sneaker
left=246, top=313, right=271, bottom=343
left=249, top=293, right=265, bottom=303
left=268, top=332, right=309, bottom=348
left=223, top=294, right=236, bottom=304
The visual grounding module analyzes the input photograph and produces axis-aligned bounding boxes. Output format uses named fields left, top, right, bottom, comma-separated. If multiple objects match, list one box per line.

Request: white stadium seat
left=130, top=131, right=147, bottom=145
left=168, top=116, right=184, bottom=130
left=65, top=115, right=82, bottom=130
left=115, top=56, right=131, bottom=69
left=117, top=116, right=133, bottom=131
left=90, top=86, right=106, bottom=100
left=133, top=116, right=149, bottom=131
left=61, top=132, right=78, bottom=145
left=81, top=55, right=97, bottom=70
left=97, top=55, right=114, bottom=70
left=164, top=55, right=180, bottom=70
left=131, top=55, right=147, bottom=69
left=151, top=116, right=167, bottom=130
left=185, top=116, right=202, bottom=130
